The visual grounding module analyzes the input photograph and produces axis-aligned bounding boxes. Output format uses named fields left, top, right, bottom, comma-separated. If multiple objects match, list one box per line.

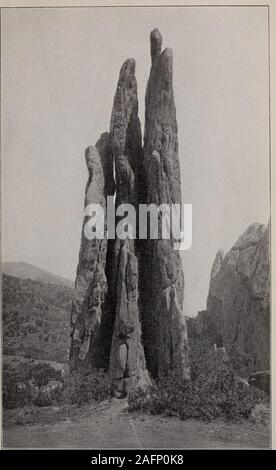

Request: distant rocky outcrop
left=69, top=29, right=189, bottom=394
left=188, top=223, right=270, bottom=371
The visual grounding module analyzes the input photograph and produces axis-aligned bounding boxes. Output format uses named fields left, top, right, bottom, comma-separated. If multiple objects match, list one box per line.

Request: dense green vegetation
left=3, top=274, right=72, bottom=362
left=3, top=362, right=111, bottom=409
left=128, top=339, right=267, bottom=422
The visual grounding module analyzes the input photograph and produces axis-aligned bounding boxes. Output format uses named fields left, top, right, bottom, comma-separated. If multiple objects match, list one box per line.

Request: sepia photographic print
left=0, top=1, right=274, bottom=455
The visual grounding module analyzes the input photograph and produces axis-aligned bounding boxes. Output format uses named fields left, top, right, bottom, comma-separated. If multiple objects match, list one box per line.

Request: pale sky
left=2, top=6, right=270, bottom=316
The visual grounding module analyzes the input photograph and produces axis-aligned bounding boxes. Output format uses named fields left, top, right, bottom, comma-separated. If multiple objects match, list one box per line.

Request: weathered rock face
left=109, top=239, right=150, bottom=397
left=110, top=58, right=143, bottom=210
left=210, top=249, right=224, bottom=280
left=139, top=28, right=189, bottom=379
left=96, top=132, right=115, bottom=197
left=70, top=145, right=112, bottom=371
left=70, top=29, right=189, bottom=392
left=189, top=223, right=270, bottom=371
left=107, top=59, right=150, bottom=395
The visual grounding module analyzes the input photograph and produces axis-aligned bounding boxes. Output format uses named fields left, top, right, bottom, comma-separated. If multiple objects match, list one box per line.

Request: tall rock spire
left=70, top=29, right=189, bottom=392
left=140, top=29, right=189, bottom=379
left=110, top=58, right=143, bottom=209
left=69, top=144, right=113, bottom=371
left=107, top=58, right=150, bottom=396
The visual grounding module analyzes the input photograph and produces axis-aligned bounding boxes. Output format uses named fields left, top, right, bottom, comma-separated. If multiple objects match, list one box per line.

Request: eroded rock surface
left=140, top=28, right=189, bottom=379
left=109, top=239, right=150, bottom=397
left=188, top=223, right=270, bottom=371
left=70, top=29, right=189, bottom=392
left=107, top=59, right=149, bottom=394
left=70, top=146, right=111, bottom=371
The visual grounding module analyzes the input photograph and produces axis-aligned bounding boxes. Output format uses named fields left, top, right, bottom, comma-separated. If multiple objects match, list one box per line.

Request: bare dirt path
left=3, top=399, right=270, bottom=449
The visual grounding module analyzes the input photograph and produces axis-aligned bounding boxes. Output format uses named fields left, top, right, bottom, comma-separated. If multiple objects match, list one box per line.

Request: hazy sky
left=2, top=6, right=270, bottom=316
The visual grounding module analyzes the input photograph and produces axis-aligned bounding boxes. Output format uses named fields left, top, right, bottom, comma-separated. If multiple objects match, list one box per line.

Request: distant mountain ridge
left=2, top=262, right=74, bottom=289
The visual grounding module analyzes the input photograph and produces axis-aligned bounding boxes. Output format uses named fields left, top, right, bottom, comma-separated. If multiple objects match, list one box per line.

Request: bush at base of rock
left=59, top=370, right=111, bottom=405
left=128, top=342, right=268, bottom=422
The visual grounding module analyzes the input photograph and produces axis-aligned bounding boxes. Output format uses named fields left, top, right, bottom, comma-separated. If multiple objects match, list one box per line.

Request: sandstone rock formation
left=139, top=29, right=189, bottom=379
left=109, top=239, right=150, bottom=397
left=70, top=145, right=112, bottom=371
left=70, top=29, right=189, bottom=393
left=107, top=58, right=150, bottom=396
left=188, top=223, right=270, bottom=371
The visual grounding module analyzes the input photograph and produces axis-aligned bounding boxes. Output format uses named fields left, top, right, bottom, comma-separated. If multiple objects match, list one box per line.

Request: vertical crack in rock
left=140, top=29, right=190, bottom=379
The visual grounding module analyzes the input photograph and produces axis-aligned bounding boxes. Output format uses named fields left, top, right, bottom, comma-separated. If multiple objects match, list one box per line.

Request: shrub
left=28, top=363, right=62, bottom=391
left=33, top=392, right=53, bottom=407
left=229, top=346, right=255, bottom=378
left=3, top=367, right=31, bottom=409
left=128, top=340, right=266, bottom=422
left=3, top=362, right=62, bottom=409
left=3, top=362, right=111, bottom=409
left=60, top=369, right=111, bottom=405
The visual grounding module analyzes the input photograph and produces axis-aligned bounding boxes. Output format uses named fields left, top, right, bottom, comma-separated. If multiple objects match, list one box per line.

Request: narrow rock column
left=69, top=145, right=110, bottom=371
left=109, top=239, right=150, bottom=397
left=108, top=59, right=150, bottom=395
left=140, top=29, right=190, bottom=379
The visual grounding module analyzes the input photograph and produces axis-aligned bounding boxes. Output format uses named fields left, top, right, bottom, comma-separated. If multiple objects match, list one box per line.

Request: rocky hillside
left=187, top=223, right=270, bottom=372
left=2, top=274, right=73, bottom=363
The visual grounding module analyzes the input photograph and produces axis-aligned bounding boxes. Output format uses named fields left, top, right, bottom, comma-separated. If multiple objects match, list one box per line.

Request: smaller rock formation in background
left=187, top=223, right=270, bottom=373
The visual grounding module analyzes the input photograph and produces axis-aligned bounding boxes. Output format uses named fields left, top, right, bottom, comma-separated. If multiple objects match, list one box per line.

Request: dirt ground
left=2, top=398, right=270, bottom=449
